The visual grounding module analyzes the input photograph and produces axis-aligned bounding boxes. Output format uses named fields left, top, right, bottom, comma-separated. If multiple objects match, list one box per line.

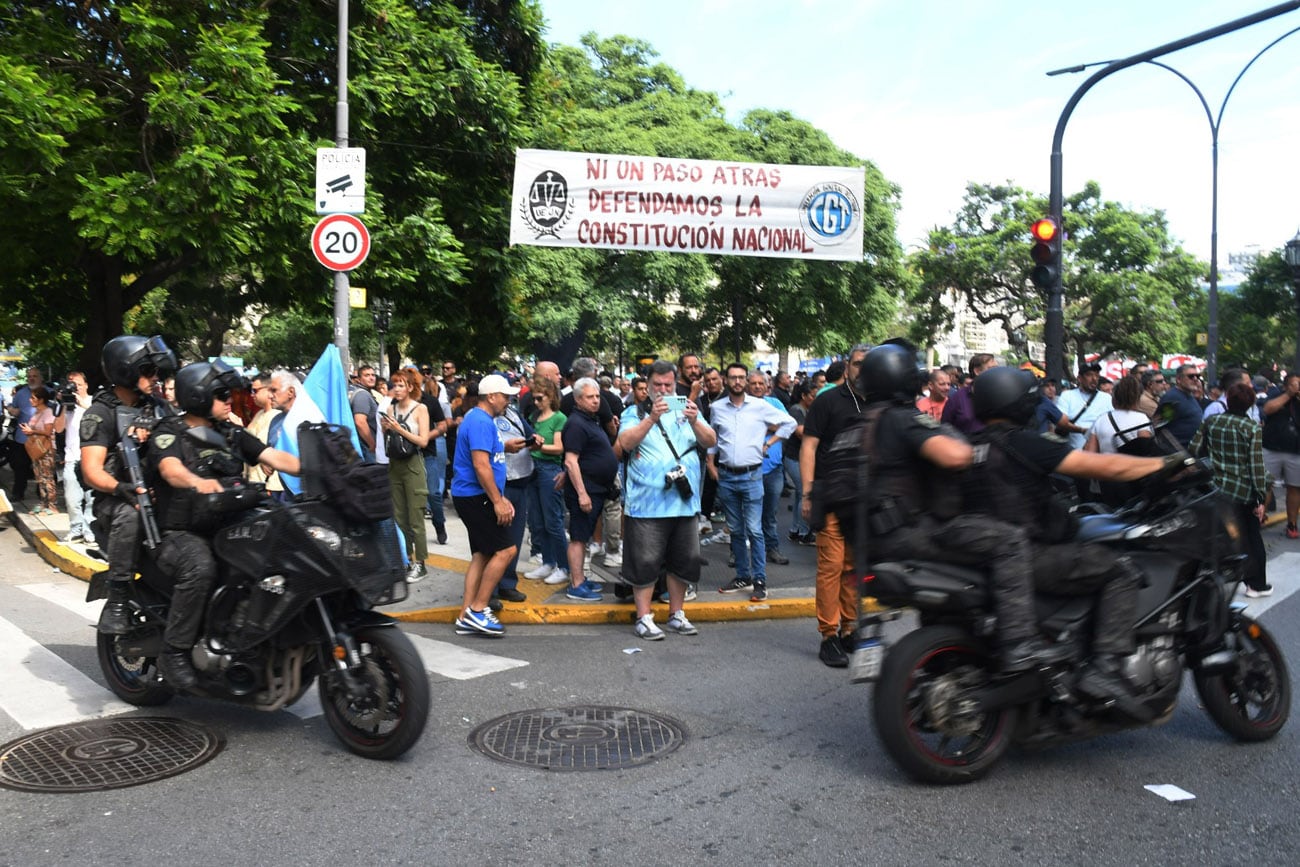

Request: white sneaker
left=665, top=611, right=698, bottom=636
left=588, top=541, right=602, bottom=555
left=528, top=552, right=544, bottom=565
left=634, top=613, right=664, bottom=641
left=544, top=567, right=570, bottom=586
left=524, top=563, right=554, bottom=580
left=602, top=548, right=623, bottom=567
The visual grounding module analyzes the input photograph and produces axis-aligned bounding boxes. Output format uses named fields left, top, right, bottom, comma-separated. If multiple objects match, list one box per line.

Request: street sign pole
left=333, top=0, right=351, bottom=372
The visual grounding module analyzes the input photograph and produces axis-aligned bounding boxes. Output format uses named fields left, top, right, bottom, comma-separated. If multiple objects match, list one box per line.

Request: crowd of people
left=0, top=336, right=1290, bottom=683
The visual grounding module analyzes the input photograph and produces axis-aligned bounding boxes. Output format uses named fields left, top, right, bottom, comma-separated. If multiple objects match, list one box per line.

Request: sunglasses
left=1185, top=373, right=1203, bottom=380
left=212, top=387, right=232, bottom=402
left=138, top=362, right=158, bottom=378
left=1151, top=378, right=1166, bottom=384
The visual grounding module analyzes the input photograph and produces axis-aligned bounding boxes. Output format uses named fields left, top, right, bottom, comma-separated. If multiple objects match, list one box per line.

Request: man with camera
left=53, top=371, right=94, bottom=541
left=617, top=360, right=716, bottom=639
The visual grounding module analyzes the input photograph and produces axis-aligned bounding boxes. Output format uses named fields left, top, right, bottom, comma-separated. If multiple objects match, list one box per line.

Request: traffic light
left=1029, top=217, right=1060, bottom=289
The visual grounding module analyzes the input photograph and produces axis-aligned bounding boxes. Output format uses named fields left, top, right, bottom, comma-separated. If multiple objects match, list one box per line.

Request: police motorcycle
left=853, top=398, right=1290, bottom=784
left=94, top=372, right=429, bottom=760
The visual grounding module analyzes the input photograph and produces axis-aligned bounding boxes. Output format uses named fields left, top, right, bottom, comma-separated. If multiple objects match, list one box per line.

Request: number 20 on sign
left=311, top=213, right=371, bottom=272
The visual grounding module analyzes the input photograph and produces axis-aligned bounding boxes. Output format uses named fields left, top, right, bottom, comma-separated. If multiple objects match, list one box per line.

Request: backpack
left=297, top=422, right=393, bottom=523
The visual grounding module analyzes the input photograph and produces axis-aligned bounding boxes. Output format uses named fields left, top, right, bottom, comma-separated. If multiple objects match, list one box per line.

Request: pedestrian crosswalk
left=0, top=576, right=529, bottom=735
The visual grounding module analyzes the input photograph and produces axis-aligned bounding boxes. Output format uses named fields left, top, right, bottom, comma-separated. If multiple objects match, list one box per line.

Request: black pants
left=1030, top=542, right=1139, bottom=657
left=872, top=514, right=1039, bottom=646
left=9, top=445, right=32, bottom=500
left=1232, top=501, right=1267, bottom=591
left=156, top=530, right=217, bottom=650
left=92, top=496, right=142, bottom=586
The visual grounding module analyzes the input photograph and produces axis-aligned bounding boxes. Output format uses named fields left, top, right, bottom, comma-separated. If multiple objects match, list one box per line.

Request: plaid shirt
left=1190, top=413, right=1270, bottom=506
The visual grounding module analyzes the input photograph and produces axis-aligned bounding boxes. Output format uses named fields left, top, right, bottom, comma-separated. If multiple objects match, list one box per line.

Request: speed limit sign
left=311, top=213, right=370, bottom=271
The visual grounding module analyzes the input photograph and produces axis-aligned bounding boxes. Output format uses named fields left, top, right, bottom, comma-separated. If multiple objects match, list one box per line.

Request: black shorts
left=564, top=490, right=606, bottom=543
left=622, top=516, right=701, bottom=587
left=453, top=495, right=514, bottom=555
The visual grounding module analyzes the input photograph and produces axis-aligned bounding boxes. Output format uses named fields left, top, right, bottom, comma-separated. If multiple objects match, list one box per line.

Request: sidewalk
left=0, top=491, right=818, bottom=627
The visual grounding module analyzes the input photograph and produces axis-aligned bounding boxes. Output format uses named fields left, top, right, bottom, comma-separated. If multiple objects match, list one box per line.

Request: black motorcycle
left=855, top=460, right=1290, bottom=783
left=94, top=423, right=430, bottom=760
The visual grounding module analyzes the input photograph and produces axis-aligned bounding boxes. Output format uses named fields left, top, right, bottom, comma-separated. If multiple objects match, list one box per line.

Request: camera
left=48, top=380, right=77, bottom=407
left=664, top=464, right=693, bottom=499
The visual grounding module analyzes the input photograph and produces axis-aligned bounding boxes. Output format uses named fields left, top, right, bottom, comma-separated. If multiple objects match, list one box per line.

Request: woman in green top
left=523, top=376, right=569, bottom=581
left=1190, top=381, right=1271, bottom=597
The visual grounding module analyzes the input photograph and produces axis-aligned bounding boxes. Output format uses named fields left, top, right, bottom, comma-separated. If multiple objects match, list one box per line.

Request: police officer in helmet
left=858, top=340, right=1065, bottom=673
left=966, top=366, right=1176, bottom=702
left=148, top=360, right=300, bottom=689
left=80, top=335, right=177, bottom=634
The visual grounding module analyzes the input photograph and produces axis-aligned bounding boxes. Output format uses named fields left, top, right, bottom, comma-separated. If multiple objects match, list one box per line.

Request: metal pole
left=1043, top=1, right=1300, bottom=382
left=332, top=0, right=351, bottom=372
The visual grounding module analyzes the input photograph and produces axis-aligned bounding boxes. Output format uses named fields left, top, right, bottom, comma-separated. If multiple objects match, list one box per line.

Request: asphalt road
left=1, top=521, right=1298, bottom=866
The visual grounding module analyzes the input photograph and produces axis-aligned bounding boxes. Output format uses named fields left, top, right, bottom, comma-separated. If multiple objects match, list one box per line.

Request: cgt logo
left=520, top=170, right=575, bottom=239
left=799, top=182, right=859, bottom=246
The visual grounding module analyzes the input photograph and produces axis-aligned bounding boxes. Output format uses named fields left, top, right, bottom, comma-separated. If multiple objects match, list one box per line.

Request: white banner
left=508, top=149, right=865, bottom=262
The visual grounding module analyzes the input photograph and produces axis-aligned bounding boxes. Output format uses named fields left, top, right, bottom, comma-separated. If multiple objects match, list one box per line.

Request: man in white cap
left=450, top=374, right=528, bottom=637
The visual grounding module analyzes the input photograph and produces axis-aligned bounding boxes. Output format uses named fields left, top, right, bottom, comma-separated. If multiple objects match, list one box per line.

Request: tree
left=1212, top=250, right=1296, bottom=373
left=909, top=181, right=1203, bottom=369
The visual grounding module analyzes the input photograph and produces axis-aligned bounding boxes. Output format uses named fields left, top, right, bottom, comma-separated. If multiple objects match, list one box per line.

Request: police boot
left=1076, top=653, right=1134, bottom=703
left=1001, top=637, right=1072, bottom=673
left=97, top=582, right=134, bottom=635
left=158, top=646, right=198, bottom=691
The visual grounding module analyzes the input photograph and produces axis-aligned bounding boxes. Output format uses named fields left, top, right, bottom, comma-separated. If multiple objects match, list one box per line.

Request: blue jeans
left=527, top=461, right=568, bottom=568
left=499, top=482, right=530, bottom=591
left=784, top=456, right=809, bottom=536
left=423, top=438, right=447, bottom=529
left=761, top=466, right=783, bottom=553
left=63, top=461, right=93, bottom=538
left=718, top=468, right=765, bottom=583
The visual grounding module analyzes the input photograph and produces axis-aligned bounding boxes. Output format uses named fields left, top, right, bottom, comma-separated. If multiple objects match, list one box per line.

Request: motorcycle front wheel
left=1194, top=614, right=1290, bottom=741
left=96, top=627, right=175, bottom=706
left=873, top=625, right=1017, bottom=784
left=319, top=626, right=429, bottom=760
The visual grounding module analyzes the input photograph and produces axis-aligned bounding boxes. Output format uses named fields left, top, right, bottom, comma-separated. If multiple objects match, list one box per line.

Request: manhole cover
left=0, top=717, right=223, bottom=793
left=469, top=706, right=686, bottom=771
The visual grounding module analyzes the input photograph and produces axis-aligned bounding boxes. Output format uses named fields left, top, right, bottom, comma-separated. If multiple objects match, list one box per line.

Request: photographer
left=617, top=360, right=716, bottom=639
left=52, top=371, right=94, bottom=541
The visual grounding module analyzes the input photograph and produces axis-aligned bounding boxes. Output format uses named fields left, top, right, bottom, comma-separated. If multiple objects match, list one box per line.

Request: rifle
left=118, top=433, right=161, bottom=549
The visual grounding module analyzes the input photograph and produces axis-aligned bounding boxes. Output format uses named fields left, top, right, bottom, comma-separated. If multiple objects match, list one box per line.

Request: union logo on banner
left=519, top=170, right=575, bottom=239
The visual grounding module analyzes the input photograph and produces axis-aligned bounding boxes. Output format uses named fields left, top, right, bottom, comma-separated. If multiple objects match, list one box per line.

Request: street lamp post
left=372, top=298, right=393, bottom=379
left=1285, top=231, right=1300, bottom=373
left=1041, top=1, right=1300, bottom=383
left=1049, top=23, right=1300, bottom=384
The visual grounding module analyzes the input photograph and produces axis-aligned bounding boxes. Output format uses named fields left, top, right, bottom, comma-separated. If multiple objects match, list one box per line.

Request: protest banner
left=508, top=149, right=865, bottom=262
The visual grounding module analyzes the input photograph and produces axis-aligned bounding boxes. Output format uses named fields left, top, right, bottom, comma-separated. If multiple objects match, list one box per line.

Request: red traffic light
left=1030, top=218, right=1058, bottom=243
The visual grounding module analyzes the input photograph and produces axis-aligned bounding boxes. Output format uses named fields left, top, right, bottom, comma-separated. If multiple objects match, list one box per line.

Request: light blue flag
left=277, top=344, right=362, bottom=495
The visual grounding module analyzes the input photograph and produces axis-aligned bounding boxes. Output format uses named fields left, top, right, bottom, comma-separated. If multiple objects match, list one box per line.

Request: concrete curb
left=5, top=496, right=1287, bottom=627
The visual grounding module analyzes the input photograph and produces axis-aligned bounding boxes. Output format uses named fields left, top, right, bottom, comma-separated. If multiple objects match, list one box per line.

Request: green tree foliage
left=1214, top=250, right=1297, bottom=373
left=0, top=0, right=543, bottom=373
left=910, top=181, right=1203, bottom=369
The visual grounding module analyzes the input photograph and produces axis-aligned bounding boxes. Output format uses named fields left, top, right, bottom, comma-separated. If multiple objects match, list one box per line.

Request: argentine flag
left=275, top=344, right=362, bottom=495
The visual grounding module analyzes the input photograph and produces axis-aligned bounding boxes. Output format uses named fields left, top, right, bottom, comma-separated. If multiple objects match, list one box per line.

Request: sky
left=539, top=0, right=1300, bottom=269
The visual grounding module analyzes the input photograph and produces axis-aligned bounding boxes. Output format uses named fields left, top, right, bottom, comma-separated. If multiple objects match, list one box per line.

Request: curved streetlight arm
left=1043, top=0, right=1300, bottom=381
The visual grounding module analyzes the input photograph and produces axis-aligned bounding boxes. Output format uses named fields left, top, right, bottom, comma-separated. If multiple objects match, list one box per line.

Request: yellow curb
left=389, top=596, right=818, bottom=625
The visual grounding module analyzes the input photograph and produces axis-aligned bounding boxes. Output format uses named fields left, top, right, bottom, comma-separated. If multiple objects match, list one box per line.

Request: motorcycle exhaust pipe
left=224, top=662, right=258, bottom=696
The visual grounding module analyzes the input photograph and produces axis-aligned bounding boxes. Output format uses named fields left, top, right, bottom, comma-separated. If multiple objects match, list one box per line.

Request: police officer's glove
left=115, top=481, right=137, bottom=501
left=1158, top=452, right=1196, bottom=477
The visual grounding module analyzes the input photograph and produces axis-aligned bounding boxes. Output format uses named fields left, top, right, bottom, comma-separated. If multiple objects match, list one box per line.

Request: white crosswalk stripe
left=0, top=615, right=132, bottom=730
left=2, top=577, right=529, bottom=731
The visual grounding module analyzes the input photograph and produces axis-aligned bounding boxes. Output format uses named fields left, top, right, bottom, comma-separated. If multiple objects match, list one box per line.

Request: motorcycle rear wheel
left=873, top=625, right=1017, bottom=784
left=319, top=626, right=429, bottom=760
left=96, top=627, right=175, bottom=706
left=1194, top=614, right=1290, bottom=742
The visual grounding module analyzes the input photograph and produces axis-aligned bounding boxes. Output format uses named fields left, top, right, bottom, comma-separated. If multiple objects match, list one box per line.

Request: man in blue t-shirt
left=1157, top=364, right=1205, bottom=447
left=450, top=374, right=526, bottom=637
left=617, top=360, right=716, bottom=640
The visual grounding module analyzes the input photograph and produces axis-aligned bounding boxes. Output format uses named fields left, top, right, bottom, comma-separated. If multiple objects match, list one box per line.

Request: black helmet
left=972, top=367, right=1039, bottom=425
left=858, top=340, right=923, bottom=402
left=175, top=360, right=242, bottom=416
left=101, top=335, right=178, bottom=388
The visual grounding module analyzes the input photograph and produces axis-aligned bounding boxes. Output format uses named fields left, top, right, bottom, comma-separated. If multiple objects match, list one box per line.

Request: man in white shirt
left=1057, top=363, right=1113, bottom=449
left=54, top=371, right=94, bottom=542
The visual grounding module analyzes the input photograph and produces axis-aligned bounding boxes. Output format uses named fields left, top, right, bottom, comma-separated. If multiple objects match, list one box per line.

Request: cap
left=478, top=373, right=519, bottom=396
left=1081, top=363, right=1102, bottom=374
